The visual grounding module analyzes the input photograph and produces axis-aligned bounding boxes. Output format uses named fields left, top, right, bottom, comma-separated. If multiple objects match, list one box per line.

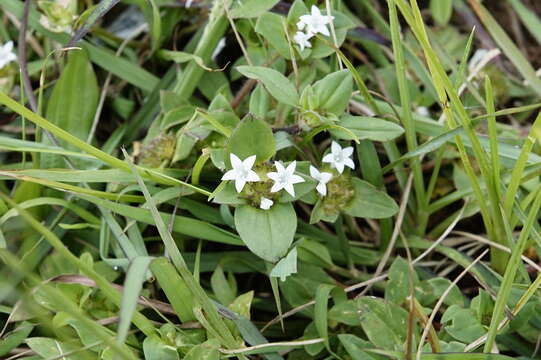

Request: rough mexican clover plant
left=138, top=0, right=402, bottom=282
left=198, top=1, right=401, bottom=281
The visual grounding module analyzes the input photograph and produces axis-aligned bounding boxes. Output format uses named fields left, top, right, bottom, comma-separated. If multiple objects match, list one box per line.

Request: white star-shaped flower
left=293, top=31, right=313, bottom=52
left=260, top=197, right=273, bottom=210
left=298, top=5, right=334, bottom=37
left=0, top=41, right=17, bottom=69
left=267, top=161, right=305, bottom=197
left=322, top=141, right=355, bottom=174
left=221, top=153, right=260, bottom=193
left=309, top=165, right=333, bottom=196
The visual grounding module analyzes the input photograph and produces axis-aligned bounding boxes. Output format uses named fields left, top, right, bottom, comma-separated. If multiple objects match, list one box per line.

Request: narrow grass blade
left=117, top=256, right=153, bottom=344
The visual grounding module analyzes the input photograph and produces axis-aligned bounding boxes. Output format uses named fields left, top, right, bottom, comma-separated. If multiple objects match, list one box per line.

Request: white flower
left=260, top=197, right=273, bottom=210
left=297, top=5, right=334, bottom=37
left=0, top=41, right=17, bottom=69
left=309, top=165, right=333, bottom=196
left=322, top=141, right=355, bottom=174
left=221, top=154, right=260, bottom=193
left=185, top=0, right=193, bottom=7
left=267, top=161, right=305, bottom=197
left=293, top=31, right=313, bottom=51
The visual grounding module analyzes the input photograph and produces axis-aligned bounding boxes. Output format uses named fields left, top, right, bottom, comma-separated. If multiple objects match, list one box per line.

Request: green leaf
left=143, top=335, right=179, bottom=360
left=150, top=258, right=195, bottom=322
left=356, top=297, right=409, bottom=351
left=226, top=115, right=276, bottom=164
left=234, top=203, right=297, bottom=262
left=42, top=49, right=98, bottom=169
left=385, top=257, right=418, bottom=304
left=0, top=322, right=34, bottom=356
left=312, top=70, right=352, bottom=115
left=270, top=247, right=298, bottom=281
left=211, top=265, right=237, bottom=305
left=237, top=66, right=298, bottom=106
left=255, top=13, right=290, bottom=59
left=314, top=284, right=334, bottom=350
left=231, top=0, right=280, bottom=19
left=343, top=178, right=399, bottom=219
left=249, top=84, right=269, bottom=120
left=331, top=115, right=405, bottom=142
left=183, top=339, right=220, bottom=360
left=297, top=239, right=334, bottom=268
left=430, top=0, right=453, bottom=26
left=26, top=337, right=82, bottom=359
left=117, top=256, right=153, bottom=343
left=441, top=305, right=486, bottom=343
left=338, top=334, right=382, bottom=360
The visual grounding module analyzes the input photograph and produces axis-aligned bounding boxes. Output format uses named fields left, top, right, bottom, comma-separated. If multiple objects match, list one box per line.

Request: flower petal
left=322, top=153, right=334, bottom=164
left=270, top=182, right=283, bottom=193
left=311, top=5, right=321, bottom=17
left=318, top=25, right=330, bottom=36
left=266, top=171, right=279, bottom=182
left=342, top=146, right=354, bottom=157
left=230, top=153, right=242, bottom=169
left=246, top=170, right=260, bottom=182
left=286, top=161, right=297, bottom=176
left=309, top=165, right=319, bottom=179
left=290, top=174, right=305, bottom=185
left=234, top=179, right=246, bottom=193
left=274, top=161, right=286, bottom=173
left=319, top=172, right=333, bottom=183
left=284, top=183, right=296, bottom=197
left=344, top=158, right=355, bottom=170
left=335, top=161, right=345, bottom=174
left=316, top=182, right=327, bottom=196
left=331, top=141, right=341, bottom=155
left=244, top=154, right=257, bottom=169
left=221, top=169, right=237, bottom=181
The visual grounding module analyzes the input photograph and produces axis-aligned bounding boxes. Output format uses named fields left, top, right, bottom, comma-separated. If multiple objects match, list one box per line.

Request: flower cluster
left=293, top=5, right=335, bottom=51
left=221, top=141, right=355, bottom=210
left=0, top=42, right=17, bottom=69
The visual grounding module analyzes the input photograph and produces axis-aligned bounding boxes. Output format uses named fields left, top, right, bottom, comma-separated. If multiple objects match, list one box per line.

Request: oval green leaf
left=237, top=65, right=298, bottom=106
left=331, top=115, right=405, bottom=142
left=226, top=115, right=276, bottom=164
left=234, top=202, right=297, bottom=262
left=343, top=178, right=399, bottom=219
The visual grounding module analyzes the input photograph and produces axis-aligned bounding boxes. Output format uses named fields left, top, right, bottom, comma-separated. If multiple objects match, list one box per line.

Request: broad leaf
left=226, top=115, right=276, bottom=164
left=235, top=203, right=297, bottom=262
left=332, top=115, right=405, bottom=142
left=42, top=49, right=98, bottom=169
left=237, top=66, right=298, bottom=106
left=343, top=178, right=399, bottom=219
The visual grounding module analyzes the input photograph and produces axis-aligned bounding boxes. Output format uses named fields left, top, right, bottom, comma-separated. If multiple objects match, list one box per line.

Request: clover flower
left=221, top=154, right=260, bottom=193
left=293, top=31, right=313, bottom=52
left=297, top=5, right=334, bottom=37
left=267, top=161, right=305, bottom=197
left=0, top=42, right=17, bottom=69
left=294, top=5, right=334, bottom=52
left=322, top=141, right=355, bottom=174
left=260, top=197, right=274, bottom=210
left=309, top=165, right=333, bottom=196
